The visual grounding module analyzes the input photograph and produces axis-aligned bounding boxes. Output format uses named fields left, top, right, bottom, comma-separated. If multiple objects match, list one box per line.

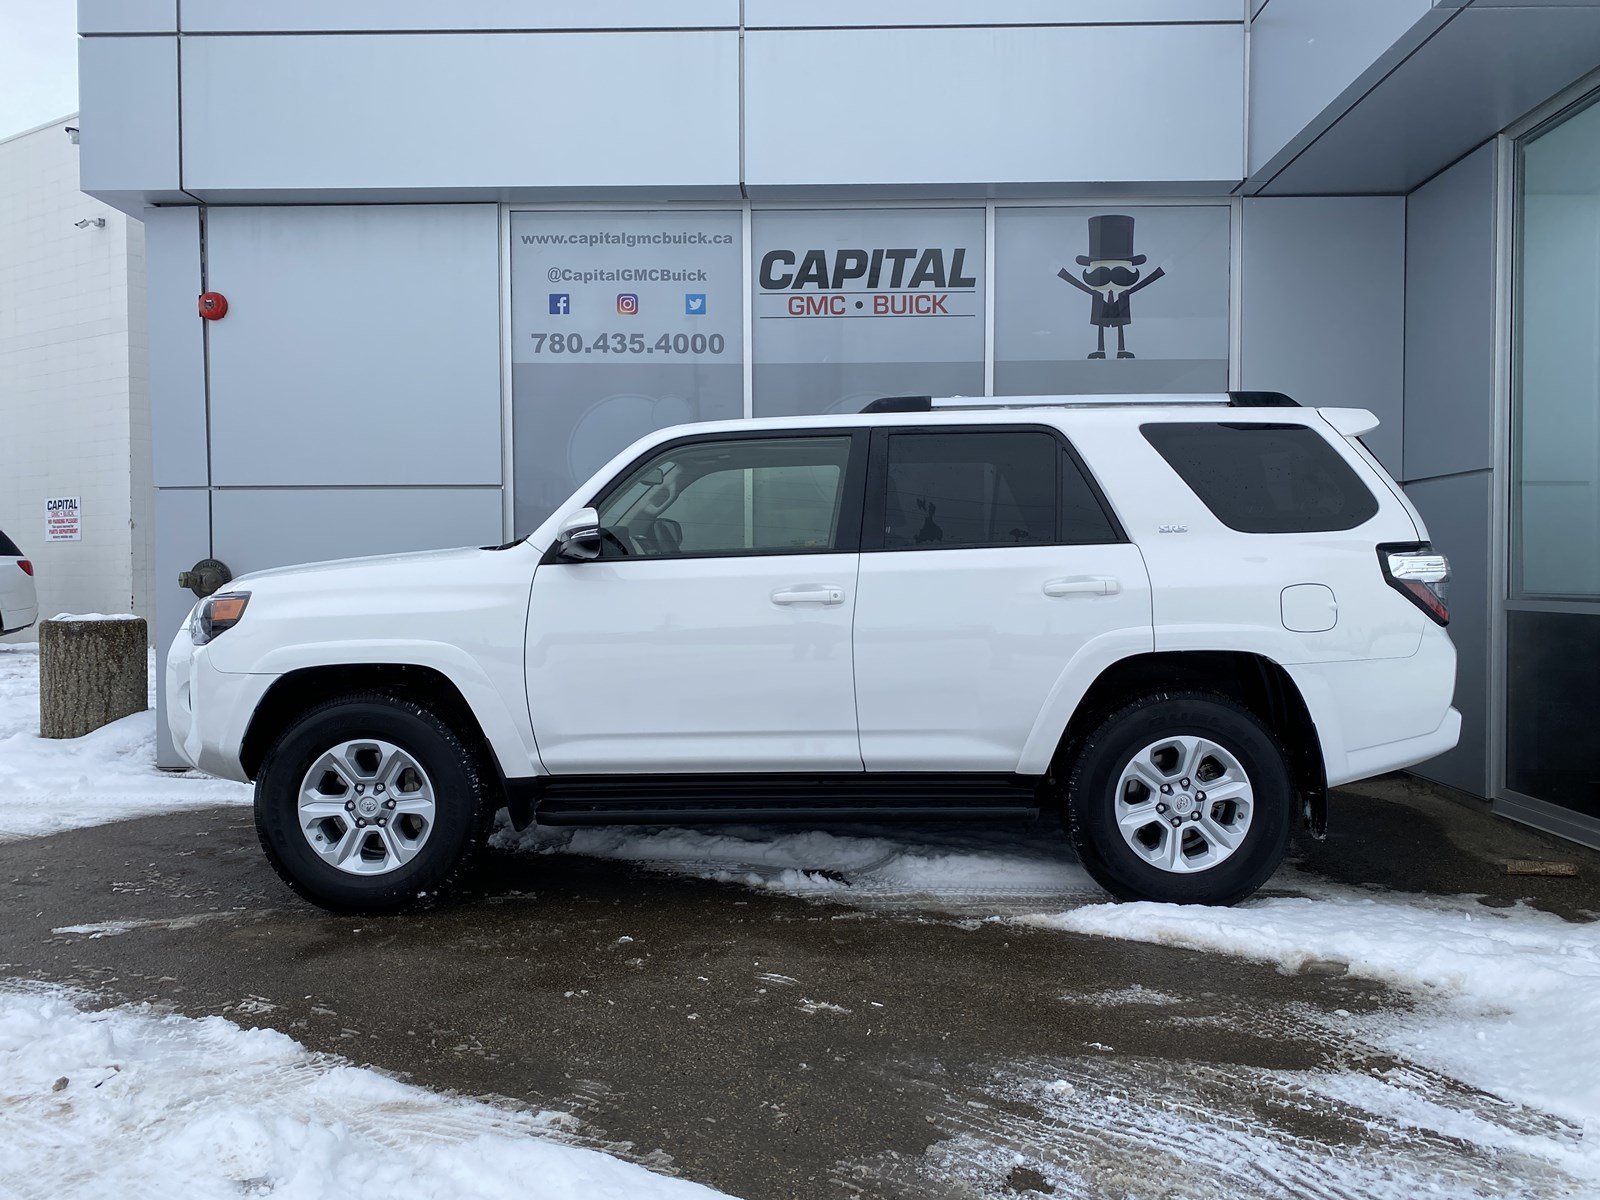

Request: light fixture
left=73, top=217, right=106, bottom=229
left=64, top=125, right=79, bottom=144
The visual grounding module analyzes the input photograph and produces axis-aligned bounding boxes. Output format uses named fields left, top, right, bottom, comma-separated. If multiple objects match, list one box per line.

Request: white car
left=168, top=393, right=1458, bottom=912
left=0, top=527, right=38, bottom=636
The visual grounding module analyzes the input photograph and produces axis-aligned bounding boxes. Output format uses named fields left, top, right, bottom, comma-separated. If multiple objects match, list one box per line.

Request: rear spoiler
left=1319, top=407, right=1381, bottom=437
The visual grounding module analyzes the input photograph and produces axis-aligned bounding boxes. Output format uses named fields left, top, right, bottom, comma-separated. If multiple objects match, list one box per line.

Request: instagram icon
left=615, top=293, right=639, bottom=315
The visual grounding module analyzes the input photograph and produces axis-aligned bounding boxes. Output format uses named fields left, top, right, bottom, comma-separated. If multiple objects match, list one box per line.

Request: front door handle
left=1044, top=576, right=1121, bottom=598
left=772, top=585, right=845, bottom=606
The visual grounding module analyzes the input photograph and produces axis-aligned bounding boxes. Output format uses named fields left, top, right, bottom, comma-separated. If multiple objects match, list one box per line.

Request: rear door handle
left=772, top=585, right=845, bottom=606
left=1044, top=576, right=1121, bottom=598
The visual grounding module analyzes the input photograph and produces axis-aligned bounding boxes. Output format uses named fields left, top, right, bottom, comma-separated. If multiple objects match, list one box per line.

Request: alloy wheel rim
left=1113, top=735, right=1254, bottom=874
left=297, top=738, right=436, bottom=876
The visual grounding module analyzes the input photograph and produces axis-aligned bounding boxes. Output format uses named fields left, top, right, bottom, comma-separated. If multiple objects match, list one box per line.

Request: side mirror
left=556, top=507, right=603, bottom=561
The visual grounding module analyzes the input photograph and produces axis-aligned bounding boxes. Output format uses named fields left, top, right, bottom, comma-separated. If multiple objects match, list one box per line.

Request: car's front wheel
left=254, top=692, right=493, bottom=913
left=1065, top=692, right=1293, bottom=905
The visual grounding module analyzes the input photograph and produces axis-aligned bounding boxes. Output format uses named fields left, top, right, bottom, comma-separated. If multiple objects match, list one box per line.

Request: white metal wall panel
left=1239, top=196, right=1406, bottom=476
left=179, top=1, right=740, bottom=32
left=204, top=205, right=502, bottom=488
left=1247, top=0, right=1433, bottom=176
left=179, top=33, right=739, bottom=193
left=77, top=0, right=177, bottom=34
left=744, top=1, right=1243, bottom=27
left=76, top=36, right=180, bottom=197
left=744, top=25, right=1244, bottom=188
left=144, top=207, right=208, bottom=489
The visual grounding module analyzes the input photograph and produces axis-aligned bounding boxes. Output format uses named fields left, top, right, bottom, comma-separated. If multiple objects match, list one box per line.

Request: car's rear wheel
left=1065, top=692, right=1293, bottom=905
left=254, top=692, right=492, bottom=913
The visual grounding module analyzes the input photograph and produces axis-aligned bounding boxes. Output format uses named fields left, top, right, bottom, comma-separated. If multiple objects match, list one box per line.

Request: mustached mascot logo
left=1057, top=215, right=1165, bottom=360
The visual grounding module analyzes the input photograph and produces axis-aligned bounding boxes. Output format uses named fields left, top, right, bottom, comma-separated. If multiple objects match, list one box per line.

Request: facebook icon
left=548, top=293, right=570, bottom=315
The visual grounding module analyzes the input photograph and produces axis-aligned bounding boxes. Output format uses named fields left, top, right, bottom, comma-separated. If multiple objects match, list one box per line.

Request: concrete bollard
left=38, top=615, right=148, bottom=739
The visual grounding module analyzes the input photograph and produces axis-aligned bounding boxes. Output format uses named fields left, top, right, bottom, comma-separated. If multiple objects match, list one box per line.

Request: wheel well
left=239, top=664, right=504, bottom=797
left=1052, top=651, right=1327, bottom=834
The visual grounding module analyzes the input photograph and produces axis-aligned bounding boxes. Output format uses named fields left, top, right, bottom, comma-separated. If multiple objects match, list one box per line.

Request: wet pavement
left=0, top=777, right=1594, bottom=1199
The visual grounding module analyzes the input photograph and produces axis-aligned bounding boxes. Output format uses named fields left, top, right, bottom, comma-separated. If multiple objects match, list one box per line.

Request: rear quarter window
left=1141, top=422, right=1380, bottom=534
left=0, top=528, right=21, bottom=557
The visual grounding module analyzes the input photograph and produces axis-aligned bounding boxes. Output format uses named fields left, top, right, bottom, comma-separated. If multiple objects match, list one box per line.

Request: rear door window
left=0, top=529, right=20, bottom=557
left=1141, top=422, right=1379, bottom=534
left=877, top=429, right=1120, bottom=549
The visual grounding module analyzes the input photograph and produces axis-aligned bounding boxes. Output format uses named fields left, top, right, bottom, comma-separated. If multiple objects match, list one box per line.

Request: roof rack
left=860, top=391, right=1297, bottom=414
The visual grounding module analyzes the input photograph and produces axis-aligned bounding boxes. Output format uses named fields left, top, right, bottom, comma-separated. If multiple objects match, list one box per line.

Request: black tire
left=1065, top=692, right=1293, bottom=906
left=254, top=692, right=493, bottom=914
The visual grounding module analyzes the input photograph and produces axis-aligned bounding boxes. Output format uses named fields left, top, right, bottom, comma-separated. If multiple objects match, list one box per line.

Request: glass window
left=751, top=208, right=985, bottom=417
left=0, top=528, right=20, bottom=557
left=881, top=431, right=1091, bottom=550
left=1142, top=422, right=1379, bottom=534
left=509, top=211, right=745, bottom=535
left=1505, top=94, right=1600, bottom=818
left=1514, top=96, right=1600, bottom=600
left=994, top=206, right=1231, bottom=397
left=596, top=436, right=853, bottom=557
left=1060, top=449, right=1121, bottom=545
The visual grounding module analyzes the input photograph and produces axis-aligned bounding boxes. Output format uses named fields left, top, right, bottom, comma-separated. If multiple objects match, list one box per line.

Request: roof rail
left=860, top=391, right=1299, bottom=414
left=1226, top=390, right=1298, bottom=407
left=860, top=395, right=934, bottom=413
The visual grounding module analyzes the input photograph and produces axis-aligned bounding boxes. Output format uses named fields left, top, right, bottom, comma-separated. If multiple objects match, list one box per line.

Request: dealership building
left=75, top=1, right=1600, bottom=845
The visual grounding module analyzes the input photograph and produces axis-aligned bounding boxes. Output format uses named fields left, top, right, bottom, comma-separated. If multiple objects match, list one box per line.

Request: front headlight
left=190, top=591, right=251, bottom=644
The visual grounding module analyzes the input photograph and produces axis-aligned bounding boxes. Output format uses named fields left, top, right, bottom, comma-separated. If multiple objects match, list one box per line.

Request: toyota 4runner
left=168, top=393, right=1459, bottom=912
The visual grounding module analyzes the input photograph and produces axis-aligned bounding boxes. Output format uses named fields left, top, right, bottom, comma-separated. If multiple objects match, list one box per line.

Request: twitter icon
left=684, top=293, right=707, bottom=316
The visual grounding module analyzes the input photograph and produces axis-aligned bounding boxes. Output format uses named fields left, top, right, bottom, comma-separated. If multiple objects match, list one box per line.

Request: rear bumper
left=1335, top=706, right=1462, bottom=786
left=1286, top=625, right=1460, bottom=787
left=0, top=601, right=37, bottom=635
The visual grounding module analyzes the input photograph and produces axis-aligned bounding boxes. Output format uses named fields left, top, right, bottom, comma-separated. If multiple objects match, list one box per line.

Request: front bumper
left=166, top=629, right=274, bottom=783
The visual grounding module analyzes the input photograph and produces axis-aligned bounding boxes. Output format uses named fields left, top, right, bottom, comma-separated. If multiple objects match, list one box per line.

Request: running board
left=528, top=773, right=1044, bottom=827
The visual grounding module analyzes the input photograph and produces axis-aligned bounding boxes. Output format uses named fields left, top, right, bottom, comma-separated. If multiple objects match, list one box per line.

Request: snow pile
left=0, top=643, right=247, bottom=841
left=501, top=821, right=1100, bottom=905
left=0, top=982, right=731, bottom=1200
left=49, top=613, right=141, bottom=622
left=1014, top=888, right=1600, bottom=1135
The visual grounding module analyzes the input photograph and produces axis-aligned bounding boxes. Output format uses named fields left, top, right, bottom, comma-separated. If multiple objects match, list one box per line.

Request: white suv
left=0, top=527, right=38, bottom=636
left=168, top=393, right=1458, bottom=912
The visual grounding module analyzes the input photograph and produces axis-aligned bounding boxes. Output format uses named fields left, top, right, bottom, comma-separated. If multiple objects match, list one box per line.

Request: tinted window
left=1142, top=422, right=1379, bottom=534
left=1060, top=448, right=1120, bottom=545
left=597, top=436, right=853, bottom=557
left=0, top=528, right=19, bottom=558
left=881, top=431, right=1116, bottom=550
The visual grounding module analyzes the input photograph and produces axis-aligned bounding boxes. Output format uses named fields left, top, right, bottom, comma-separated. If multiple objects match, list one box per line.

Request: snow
left=497, top=821, right=1101, bottom=913
left=49, top=612, right=141, bottom=622
left=0, top=981, right=731, bottom=1200
left=1013, top=886, right=1600, bottom=1152
left=0, top=643, right=248, bottom=842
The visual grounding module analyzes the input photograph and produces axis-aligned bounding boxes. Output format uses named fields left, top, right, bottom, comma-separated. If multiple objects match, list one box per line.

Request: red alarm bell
left=198, top=291, right=228, bottom=320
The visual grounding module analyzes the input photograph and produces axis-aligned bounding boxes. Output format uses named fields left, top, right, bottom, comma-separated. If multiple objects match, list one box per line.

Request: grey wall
left=1247, top=0, right=1433, bottom=176
left=150, top=204, right=510, bottom=767
left=743, top=24, right=1245, bottom=192
left=1239, top=196, right=1407, bottom=475
left=1401, top=142, right=1500, bottom=796
left=203, top=205, right=502, bottom=488
left=1404, top=144, right=1498, bottom=480
left=80, top=4, right=1248, bottom=208
left=1406, top=472, right=1492, bottom=796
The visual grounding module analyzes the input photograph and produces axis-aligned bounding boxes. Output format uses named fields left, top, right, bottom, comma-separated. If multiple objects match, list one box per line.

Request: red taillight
left=1378, top=543, right=1449, bottom=626
left=16, top=560, right=31, bottom=577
